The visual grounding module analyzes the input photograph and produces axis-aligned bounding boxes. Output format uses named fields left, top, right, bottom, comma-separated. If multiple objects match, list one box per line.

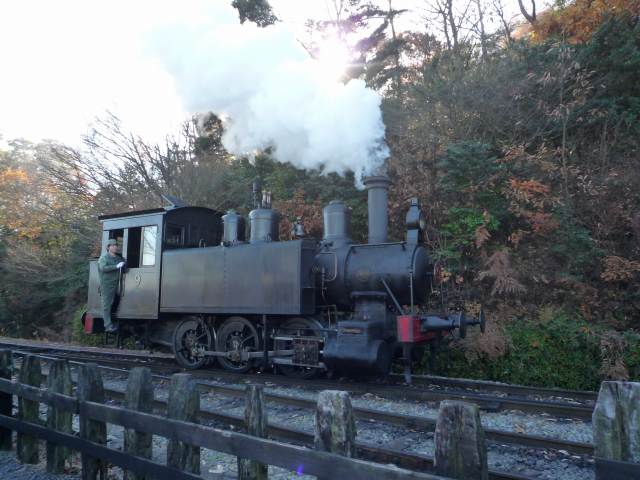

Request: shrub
left=70, top=305, right=103, bottom=347
left=423, top=313, right=639, bottom=390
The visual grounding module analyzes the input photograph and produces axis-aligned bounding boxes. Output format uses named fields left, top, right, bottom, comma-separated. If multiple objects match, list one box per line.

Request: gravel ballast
left=1, top=366, right=597, bottom=480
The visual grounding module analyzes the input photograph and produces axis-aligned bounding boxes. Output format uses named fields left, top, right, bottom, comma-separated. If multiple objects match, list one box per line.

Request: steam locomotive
left=83, top=175, right=484, bottom=380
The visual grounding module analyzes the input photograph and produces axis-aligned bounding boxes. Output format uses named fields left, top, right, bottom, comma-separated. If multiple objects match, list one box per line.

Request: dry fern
left=601, top=255, right=640, bottom=282
left=453, top=318, right=510, bottom=363
left=475, top=225, right=491, bottom=249
left=599, top=331, right=629, bottom=380
left=478, top=250, right=527, bottom=296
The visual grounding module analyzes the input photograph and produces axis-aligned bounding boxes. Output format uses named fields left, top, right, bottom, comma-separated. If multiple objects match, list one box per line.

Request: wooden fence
left=0, top=350, right=451, bottom=480
left=1, top=349, right=639, bottom=480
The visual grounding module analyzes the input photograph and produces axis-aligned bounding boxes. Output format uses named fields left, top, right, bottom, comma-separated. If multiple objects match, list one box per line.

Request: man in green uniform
left=98, top=239, right=125, bottom=333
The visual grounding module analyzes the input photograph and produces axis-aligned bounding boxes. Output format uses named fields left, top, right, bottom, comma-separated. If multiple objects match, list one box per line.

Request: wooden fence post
left=593, top=381, right=640, bottom=471
left=434, top=400, right=488, bottom=480
left=78, top=363, right=107, bottom=480
left=124, top=367, right=154, bottom=480
left=0, top=349, right=12, bottom=451
left=238, top=385, right=268, bottom=480
left=17, top=354, right=41, bottom=464
left=167, top=373, right=200, bottom=474
left=315, top=390, right=356, bottom=456
left=46, top=359, right=73, bottom=474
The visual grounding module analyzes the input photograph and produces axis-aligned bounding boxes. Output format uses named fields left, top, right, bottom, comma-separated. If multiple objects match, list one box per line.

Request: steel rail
left=391, top=374, right=598, bottom=403
left=0, top=337, right=597, bottom=409
left=11, top=348, right=594, bottom=458
left=15, top=347, right=595, bottom=420
left=181, top=368, right=596, bottom=419
left=4, top=338, right=595, bottom=418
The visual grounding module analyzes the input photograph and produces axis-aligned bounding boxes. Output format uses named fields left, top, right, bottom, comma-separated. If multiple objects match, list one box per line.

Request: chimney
left=363, top=175, right=391, bottom=244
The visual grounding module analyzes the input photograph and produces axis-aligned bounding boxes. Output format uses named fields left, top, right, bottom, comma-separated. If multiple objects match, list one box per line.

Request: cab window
left=141, top=226, right=157, bottom=266
left=124, top=225, right=157, bottom=267
left=165, top=224, right=184, bottom=248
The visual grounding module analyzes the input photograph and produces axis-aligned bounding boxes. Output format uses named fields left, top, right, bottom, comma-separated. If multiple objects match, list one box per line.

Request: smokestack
left=363, top=175, right=391, bottom=244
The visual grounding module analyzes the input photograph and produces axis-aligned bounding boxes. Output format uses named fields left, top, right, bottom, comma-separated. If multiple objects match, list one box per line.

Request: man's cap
left=106, top=239, right=118, bottom=246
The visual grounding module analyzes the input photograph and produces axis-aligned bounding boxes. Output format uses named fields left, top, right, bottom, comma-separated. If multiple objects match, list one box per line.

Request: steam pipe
left=363, top=175, right=391, bottom=244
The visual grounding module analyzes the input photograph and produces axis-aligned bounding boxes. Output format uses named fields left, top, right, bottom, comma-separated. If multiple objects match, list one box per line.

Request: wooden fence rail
left=0, top=350, right=449, bottom=480
left=5, top=349, right=639, bottom=480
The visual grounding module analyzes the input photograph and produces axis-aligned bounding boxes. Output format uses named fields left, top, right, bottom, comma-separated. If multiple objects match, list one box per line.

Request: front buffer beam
left=396, top=311, right=485, bottom=383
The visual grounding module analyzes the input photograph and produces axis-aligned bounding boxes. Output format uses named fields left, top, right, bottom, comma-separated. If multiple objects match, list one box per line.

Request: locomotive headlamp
left=405, top=198, right=423, bottom=230
left=405, top=198, right=425, bottom=244
left=419, top=211, right=427, bottom=231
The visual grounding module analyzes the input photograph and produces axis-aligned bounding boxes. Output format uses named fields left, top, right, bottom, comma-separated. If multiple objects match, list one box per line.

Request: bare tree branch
left=518, top=0, right=536, bottom=24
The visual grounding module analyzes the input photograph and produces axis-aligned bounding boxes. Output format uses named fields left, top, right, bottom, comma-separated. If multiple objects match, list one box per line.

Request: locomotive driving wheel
left=216, top=316, right=261, bottom=373
left=173, top=317, right=213, bottom=369
left=274, top=317, right=324, bottom=379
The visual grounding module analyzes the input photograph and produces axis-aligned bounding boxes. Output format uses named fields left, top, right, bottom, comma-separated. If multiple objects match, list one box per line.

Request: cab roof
left=98, top=206, right=219, bottom=222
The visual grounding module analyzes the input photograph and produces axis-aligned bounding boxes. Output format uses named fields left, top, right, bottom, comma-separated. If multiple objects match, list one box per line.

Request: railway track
left=0, top=337, right=595, bottom=417
left=1, top=339, right=595, bottom=462
left=388, top=374, right=598, bottom=403
left=165, top=366, right=595, bottom=420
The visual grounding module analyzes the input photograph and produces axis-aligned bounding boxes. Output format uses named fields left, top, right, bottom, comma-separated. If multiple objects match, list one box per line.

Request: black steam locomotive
left=83, top=175, right=484, bottom=379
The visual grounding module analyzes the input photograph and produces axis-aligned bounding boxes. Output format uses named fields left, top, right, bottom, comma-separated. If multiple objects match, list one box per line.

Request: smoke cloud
left=148, top=1, right=389, bottom=181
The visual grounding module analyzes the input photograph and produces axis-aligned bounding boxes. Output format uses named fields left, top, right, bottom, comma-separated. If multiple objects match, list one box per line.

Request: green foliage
left=436, top=208, right=499, bottom=267
left=431, top=141, right=505, bottom=276
left=70, top=305, right=103, bottom=347
left=436, top=141, right=509, bottom=225
left=232, top=0, right=277, bottom=27
left=550, top=212, right=603, bottom=280
left=438, top=142, right=500, bottom=192
left=491, top=315, right=601, bottom=390
left=623, top=331, right=640, bottom=380
left=427, top=314, right=640, bottom=390
left=574, top=16, right=640, bottom=138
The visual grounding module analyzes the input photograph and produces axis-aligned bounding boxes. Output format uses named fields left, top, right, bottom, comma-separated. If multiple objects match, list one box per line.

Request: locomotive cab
left=85, top=204, right=222, bottom=332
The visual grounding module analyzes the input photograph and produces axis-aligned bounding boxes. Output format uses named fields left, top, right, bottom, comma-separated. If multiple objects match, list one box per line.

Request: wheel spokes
left=175, top=320, right=212, bottom=368
left=217, top=318, right=261, bottom=371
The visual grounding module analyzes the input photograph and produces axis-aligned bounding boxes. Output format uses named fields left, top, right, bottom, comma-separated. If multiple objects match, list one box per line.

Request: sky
left=0, top=0, right=530, bottom=149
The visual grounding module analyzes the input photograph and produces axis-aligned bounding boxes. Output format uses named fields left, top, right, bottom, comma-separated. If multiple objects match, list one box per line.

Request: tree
left=0, top=140, right=96, bottom=337
left=517, top=0, right=536, bottom=24
left=532, top=0, right=640, bottom=43
left=491, top=0, right=516, bottom=45
left=232, top=0, right=278, bottom=27
left=305, top=1, right=410, bottom=92
left=423, top=0, right=474, bottom=51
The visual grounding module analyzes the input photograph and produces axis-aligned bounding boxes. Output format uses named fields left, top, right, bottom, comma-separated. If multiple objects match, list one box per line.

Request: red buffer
left=81, top=312, right=103, bottom=334
left=397, top=310, right=486, bottom=344
left=396, top=315, right=439, bottom=343
left=396, top=311, right=485, bottom=383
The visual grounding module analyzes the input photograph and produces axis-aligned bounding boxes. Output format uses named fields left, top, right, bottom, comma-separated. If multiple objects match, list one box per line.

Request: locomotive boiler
left=83, top=175, right=484, bottom=380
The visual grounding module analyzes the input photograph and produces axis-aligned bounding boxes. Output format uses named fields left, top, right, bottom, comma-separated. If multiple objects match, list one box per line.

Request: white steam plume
left=148, top=1, right=388, bottom=181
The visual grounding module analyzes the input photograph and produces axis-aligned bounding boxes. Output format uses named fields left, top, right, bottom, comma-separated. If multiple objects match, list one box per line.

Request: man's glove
left=117, top=262, right=125, bottom=269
